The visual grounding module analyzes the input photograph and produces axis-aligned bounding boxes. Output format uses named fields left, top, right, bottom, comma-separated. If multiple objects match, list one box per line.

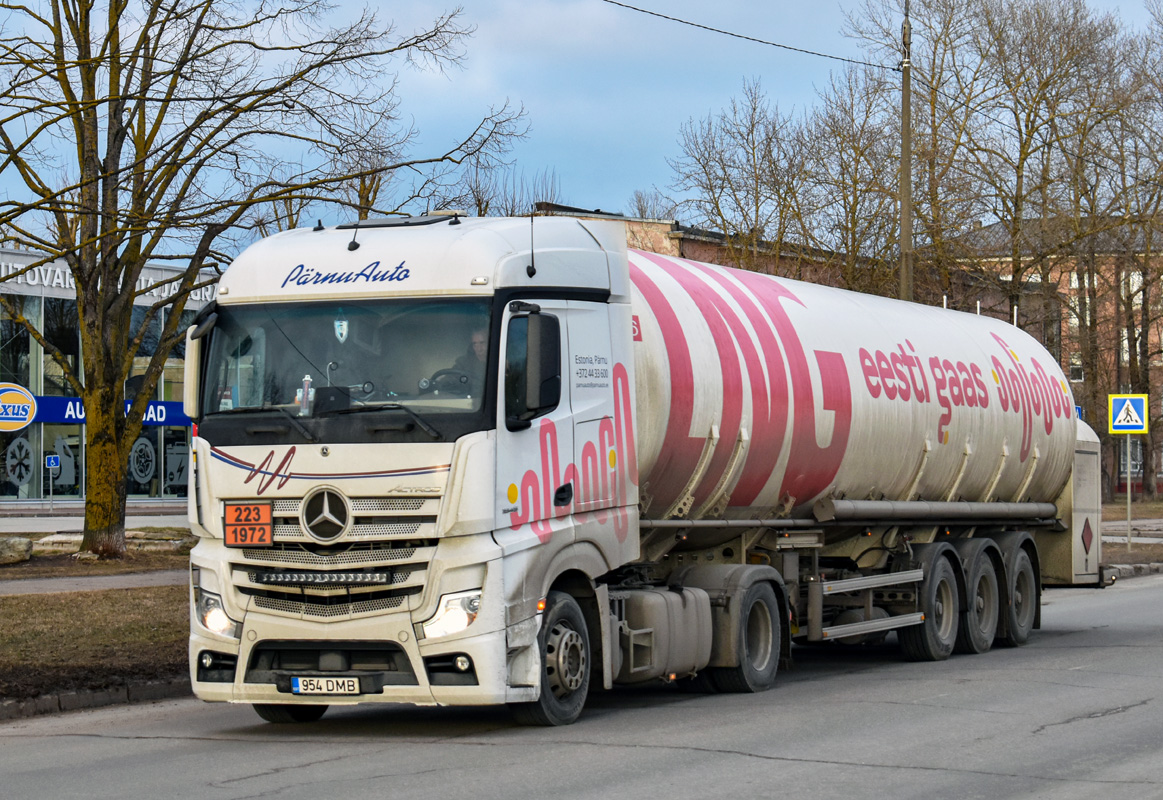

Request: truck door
left=495, top=300, right=574, bottom=541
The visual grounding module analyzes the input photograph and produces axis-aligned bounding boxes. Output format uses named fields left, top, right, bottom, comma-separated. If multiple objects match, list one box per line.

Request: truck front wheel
left=252, top=703, right=328, bottom=723
left=511, top=591, right=591, bottom=726
left=712, top=582, right=780, bottom=693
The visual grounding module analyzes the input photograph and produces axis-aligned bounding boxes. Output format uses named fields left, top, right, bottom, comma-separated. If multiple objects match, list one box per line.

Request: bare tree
left=669, top=79, right=810, bottom=273
left=627, top=188, right=678, bottom=220
left=964, top=0, right=1122, bottom=312
left=846, top=0, right=990, bottom=295
left=1104, top=20, right=1163, bottom=499
left=0, top=0, right=523, bottom=556
left=446, top=166, right=563, bottom=217
left=803, top=67, right=900, bottom=293
left=491, top=169, right=563, bottom=217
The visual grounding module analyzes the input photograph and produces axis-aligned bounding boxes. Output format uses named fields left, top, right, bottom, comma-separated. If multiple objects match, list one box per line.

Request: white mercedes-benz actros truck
left=184, top=214, right=1105, bottom=725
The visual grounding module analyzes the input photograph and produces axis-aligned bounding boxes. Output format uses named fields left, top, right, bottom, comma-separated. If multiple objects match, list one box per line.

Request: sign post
left=1109, top=394, right=1149, bottom=552
left=45, top=454, right=60, bottom=513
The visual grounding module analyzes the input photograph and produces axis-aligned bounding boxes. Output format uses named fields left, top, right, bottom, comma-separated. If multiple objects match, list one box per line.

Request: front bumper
left=190, top=608, right=535, bottom=707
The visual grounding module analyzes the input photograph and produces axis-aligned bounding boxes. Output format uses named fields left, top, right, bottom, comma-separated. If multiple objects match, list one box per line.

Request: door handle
left=553, top=482, right=573, bottom=507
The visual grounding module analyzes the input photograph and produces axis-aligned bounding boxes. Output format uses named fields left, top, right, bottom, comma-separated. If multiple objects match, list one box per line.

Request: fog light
left=455, top=655, right=472, bottom=672
left=200, top=652, right=214, bottom=669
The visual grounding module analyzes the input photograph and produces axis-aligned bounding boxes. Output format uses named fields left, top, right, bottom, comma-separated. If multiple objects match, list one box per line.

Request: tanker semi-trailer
left=183, top=214, right=1105, bottom=726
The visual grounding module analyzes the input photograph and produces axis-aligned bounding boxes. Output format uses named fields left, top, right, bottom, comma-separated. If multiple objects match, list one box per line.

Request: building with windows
left=0, top=248, right=215, bottom=505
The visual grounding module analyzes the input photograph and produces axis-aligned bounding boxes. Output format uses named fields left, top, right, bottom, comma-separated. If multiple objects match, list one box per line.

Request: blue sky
left=385, top=0, right=1158, bottom=218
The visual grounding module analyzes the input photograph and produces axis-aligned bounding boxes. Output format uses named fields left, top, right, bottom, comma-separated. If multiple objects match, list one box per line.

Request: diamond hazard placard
left=1109, top=394, right=1149, bottom=434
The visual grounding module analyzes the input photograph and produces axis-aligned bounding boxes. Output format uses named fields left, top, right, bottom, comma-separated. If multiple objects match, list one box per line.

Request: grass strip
left=0, top=585, right=189, bottom=699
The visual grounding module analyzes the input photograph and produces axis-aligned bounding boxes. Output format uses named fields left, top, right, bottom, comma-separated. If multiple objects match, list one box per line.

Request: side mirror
left=183, top=325, right=201, bottom=420
left=190, top=311, right=217, bottom=340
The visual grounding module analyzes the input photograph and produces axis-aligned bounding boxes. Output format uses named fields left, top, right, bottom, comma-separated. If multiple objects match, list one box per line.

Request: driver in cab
left=450, top=327, right=488, bottom=395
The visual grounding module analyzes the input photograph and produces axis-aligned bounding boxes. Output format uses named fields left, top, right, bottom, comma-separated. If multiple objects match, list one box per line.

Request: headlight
left=194, top=587, right=241, bottom=638
left=421, top=590, right=482, bottom=639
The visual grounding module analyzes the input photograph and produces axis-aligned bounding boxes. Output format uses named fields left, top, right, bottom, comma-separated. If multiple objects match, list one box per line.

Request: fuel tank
left=628, top=250, right=1075, bottom=546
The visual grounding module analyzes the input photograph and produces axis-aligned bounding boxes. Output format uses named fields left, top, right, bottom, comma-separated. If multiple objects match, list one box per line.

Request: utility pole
left=899, top=1, right=914, bottom=302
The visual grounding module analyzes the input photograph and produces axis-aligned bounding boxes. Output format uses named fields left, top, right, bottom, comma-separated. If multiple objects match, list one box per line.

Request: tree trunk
left=80, top=391, right=129, bottom=557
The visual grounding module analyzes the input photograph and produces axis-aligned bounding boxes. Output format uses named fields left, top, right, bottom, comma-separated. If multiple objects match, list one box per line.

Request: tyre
left=511, top=591, right=591, bottom=726
left=954, top=549, right=1000, bottom=655
left=900, top=555, right=959, bottom=661
left=252, top=703, right=328, bottom=723
left=711, top=582, right=780, bottom=693
left=998, top=548, right=1037, bottom=647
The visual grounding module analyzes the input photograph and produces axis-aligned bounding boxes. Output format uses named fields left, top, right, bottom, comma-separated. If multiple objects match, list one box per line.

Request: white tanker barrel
left=626, top=250, right=1076, bottom=546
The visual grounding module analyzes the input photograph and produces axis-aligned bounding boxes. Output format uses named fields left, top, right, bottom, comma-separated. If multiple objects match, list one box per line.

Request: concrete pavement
left=0, top=569, right=187, bottom=597
left=0, top=514, right=189, bottom=535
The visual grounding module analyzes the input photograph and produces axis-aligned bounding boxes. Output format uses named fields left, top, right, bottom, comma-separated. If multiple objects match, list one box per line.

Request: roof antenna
left=347, top=219, right=361, bottom=251
left=527, top=205, right=537, bottom=278
left=313, top=219, right=324, bottom=232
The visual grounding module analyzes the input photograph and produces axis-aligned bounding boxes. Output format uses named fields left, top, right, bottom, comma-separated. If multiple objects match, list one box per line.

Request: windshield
left=202, top=299, right=492, bottom=420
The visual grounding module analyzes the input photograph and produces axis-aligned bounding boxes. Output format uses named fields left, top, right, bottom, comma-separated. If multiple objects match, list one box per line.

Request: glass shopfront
left=0, top=251, right=213, bottom=502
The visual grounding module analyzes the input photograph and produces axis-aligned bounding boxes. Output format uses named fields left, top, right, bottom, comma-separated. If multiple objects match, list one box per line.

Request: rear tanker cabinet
left=181, top=215, right=1106, bottom=729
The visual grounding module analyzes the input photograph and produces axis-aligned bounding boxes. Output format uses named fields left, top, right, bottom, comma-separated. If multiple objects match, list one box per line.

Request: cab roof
left=216, top=216, right=631, bottom=304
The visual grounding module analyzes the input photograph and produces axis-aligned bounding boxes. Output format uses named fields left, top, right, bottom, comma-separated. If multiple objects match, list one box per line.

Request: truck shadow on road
left=212, top=640, right=936, bottom=738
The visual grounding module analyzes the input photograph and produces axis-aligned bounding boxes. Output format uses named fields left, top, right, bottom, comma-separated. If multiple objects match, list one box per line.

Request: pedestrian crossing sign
left=1109, top=394, right=1149, bottom=434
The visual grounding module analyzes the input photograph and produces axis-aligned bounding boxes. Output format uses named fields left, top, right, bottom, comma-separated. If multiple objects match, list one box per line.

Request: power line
left=603, top=0, right=1163, bottom=194
left=599, top=0, right=892, bottom=72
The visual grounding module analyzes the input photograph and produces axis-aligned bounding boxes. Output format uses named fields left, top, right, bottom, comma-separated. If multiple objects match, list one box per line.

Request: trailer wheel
left=511, top=591, right=590, bottom=726
left=252, top=704, right=328, bottom=723
left=900, top=555, right=959, bottom=661
left=998, top=548, right=1037, bottom=647
left=954, top=549, right=999, bottom=655
left=712, top=582, right=780, bottom=693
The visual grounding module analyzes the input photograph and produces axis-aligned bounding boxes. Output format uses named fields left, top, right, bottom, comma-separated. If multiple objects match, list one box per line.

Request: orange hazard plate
left=224, top=502, right=273, bottom=547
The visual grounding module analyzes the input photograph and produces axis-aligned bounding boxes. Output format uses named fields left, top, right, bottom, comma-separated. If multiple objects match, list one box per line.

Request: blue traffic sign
left=1109, top=394, right=1149, bottom=434
left=45, top=454, right=60, bottom=469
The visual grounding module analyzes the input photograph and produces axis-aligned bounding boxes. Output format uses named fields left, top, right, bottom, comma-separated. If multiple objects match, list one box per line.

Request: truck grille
left=274, top=521, right=423, bottom=540
left=271, top=498, right=426, bottom=514
left=239, top=542, right=429, bottom=566
left=228, top=494, right=438, bottom=620
left=253, top=594, right=408, bottom=617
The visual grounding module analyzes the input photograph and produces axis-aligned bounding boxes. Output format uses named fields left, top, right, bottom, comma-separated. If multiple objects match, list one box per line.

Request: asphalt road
left=2, top=575, right=1161, bottom=800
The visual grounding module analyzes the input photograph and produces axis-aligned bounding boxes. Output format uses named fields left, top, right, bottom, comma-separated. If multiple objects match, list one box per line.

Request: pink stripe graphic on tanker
left=692, top=262, right=790, bottom=505
left=629, top=252, right=853, bottom=513
left=626, top=259, right=703, bottom=513
left=639, top=253, right=745, bottom=510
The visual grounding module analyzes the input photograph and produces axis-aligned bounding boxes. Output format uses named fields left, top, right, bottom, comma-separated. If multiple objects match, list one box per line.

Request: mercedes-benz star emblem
left=300, top=488, right=349, bottom=540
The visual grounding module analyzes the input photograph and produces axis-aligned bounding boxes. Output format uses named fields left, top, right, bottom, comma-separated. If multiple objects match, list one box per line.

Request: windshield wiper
left=271, top=404, right=320, bottom=443
left=328, top=402, right=441, bottom=439
left=206, top=404, right=320, bottom=442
